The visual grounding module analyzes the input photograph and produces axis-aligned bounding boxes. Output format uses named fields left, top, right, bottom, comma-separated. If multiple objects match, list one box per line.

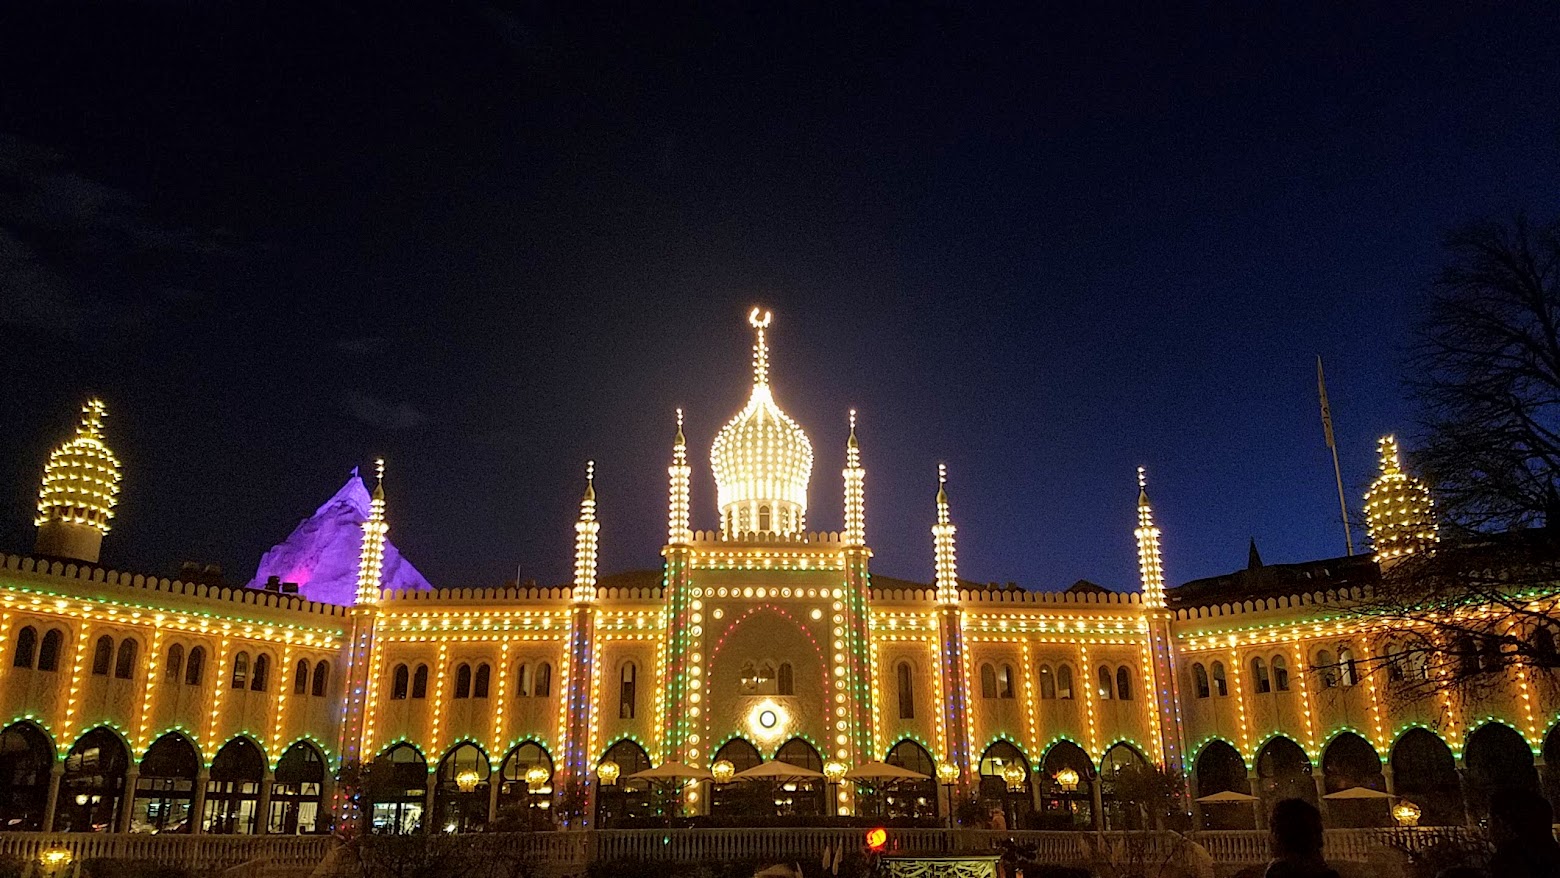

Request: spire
left=35, top=398, right=123, bottom=564
left=354, top=458, right=388, bottom=606
left=749, top=306, right=772, bottom=392
left=1364, top=435, right=1438, bottom=564
left=1247, top=538, right=1264, bottom=570
left=573, top=460, right=600, bottom=603
left=933, top=464, right=959, bottom=605
left=1135, top=466, right=1166, bottom=610
left=668, top=410, right=691, bottom=544
left=843, top=409, right=866, bottom=546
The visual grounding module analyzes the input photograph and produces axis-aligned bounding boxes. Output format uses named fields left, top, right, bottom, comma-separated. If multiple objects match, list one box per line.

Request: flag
left=1317, top=355, right=1336, bottom=449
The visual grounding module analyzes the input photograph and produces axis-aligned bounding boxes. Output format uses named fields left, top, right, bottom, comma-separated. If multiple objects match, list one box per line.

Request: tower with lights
left=1364, top=435, right=1438, bottom=564
left=35, top=399, right=122, bottom=565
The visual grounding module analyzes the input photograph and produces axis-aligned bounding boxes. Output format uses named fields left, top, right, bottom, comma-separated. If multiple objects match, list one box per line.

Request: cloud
left=346, top=393, right=427, bottom=431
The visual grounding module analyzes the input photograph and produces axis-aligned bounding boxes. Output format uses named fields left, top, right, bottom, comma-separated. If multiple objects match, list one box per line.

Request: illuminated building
left=0, top=313, right=1552, bottom=837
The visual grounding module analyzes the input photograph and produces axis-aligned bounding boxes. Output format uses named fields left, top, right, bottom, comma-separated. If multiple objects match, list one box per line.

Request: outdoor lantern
left=712, top=759, right=736, bottom=784
left=1055, top=767, right=1081, bottom=792
left=455, top=769, right=480, bottom=793
left=936, top=762, right=959, bottom=785
left=1392, top=800, right=1421, bottom=827
left=525, top=765, right=550, bottom=790
left=824, top=760, right=848, bottom=784
left=597, top=760, right=620, bottom=786
left=39, top=849, right=72, bottom=870
left=1002, top=762, right=1027, bottom=792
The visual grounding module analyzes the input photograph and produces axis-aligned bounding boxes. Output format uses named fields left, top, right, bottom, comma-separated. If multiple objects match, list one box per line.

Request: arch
left=56, top=727, right=130, bottom=832
left=895, top=661, right=914, bottom=719
left=777, top=661, right=794, bottom=696
left=1096, top=665, right=1113, bottom=700
left=92, top=634, right=114, bottom=676
left=758, top=505, right=771, bottom=532
left=980, top=663, right=997, bottom=698
left=184, top=645, right=205, bottom=685
left=999, top=664, right=1016, bottom=698
left=1391, top=728, right=1462, bottom=826
left=433, top=742, right=492, bottom=832
left=1320, top=732, right=1387, bottom=826
left=39, top=628, right=64, bottom=671
left=250, top=653, right=270, bottom=691
left=517, top=662, right=532, bottom=696
left=12, top=625, right=38, bottom=668
left=880, top=739, right=938, bottom=821
left=1193, top=739, right=1251, bottom=829
left=1038, top=740, right=1091, bottom=828
left=311, top=660, right=329, bottom=696
left=1255, top=736, right=1315, bottom=811
left=1543, top=722, right=1560, bottom=811
left=367, top=743, right=429, bottom=834
left=0, top=721, right=55, bottom=829
left=1337, top=647, right=1359, bottom=686
left=206, top=737, right=267, bottom=833
left=1056, top=663, right=1074, bottom=699
left=1101, top=742, right=1151, bottom=829
left=271, top=740, right=326, bottom=834
left=473, top=663, right=491, bottom=699
left=231, top=651, right=250, bottom=689
left=1271, top=654, right=1290, bottom=691
left=1463, top=721, right=1538, bottom=815
left=1192, top=663, right=1210, bottom=699
left=1115, top=666, right=1131, bottom=701
left=1210, top=661, right=1228, bottom=696
left=165, top=643, right=185, bottom=681
left=133, top=731, right=202, bottom=832
left=979, top=739, right=1034, bottom=823
left=496, top=741, right=553, bottom=823
left=390, top=664, right=410, bottom=700
left=594, top=739, right=653, bottom=828
left=619, top=662, right=637, bottom=719
left=774, top=738, right=826, bottom=816
left=454, top=663, right=472, bottom=699
left=412, top=663, right=429, bottom=698
left=294, top=659, right=310, bottom=695
left=710, top=737, right=764, bottom=818
left=714, top=736, right=763, bottom=772
left=534, top=662, right=553, bottom=697
left=114, top=638, right=138, bottom=680
left=1251, top=657, right=1270, bottom=694
left=1038, top=664, right=1056, bottom=700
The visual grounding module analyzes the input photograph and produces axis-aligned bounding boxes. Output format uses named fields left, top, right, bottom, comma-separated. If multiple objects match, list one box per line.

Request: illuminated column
left=838, top=411, right=874, bottom=800
left=34, top=399, right=122, bottom=564
left=668, top=410, right=691, bottom=545
left=843, top=411, right=866, bottom=547
left=335, top=461, right=387, bottom=832
left=1364, top=435, right=1439, bottom=566
left=1136, top=468, right=1186, bottom=776
left=564, top=463, right=600, bottom=823
left=933, top=466, right=972, bottom=787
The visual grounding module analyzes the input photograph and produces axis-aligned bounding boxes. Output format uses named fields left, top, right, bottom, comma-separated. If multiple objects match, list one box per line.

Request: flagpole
left=1317, top=356, right=1354, bottom=556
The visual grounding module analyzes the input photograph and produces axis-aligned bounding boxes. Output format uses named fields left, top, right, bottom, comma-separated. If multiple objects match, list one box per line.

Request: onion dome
left=1364, top=435, right=1438, bottom=563
left=36, top=399, right=122, bottom=534
left=711, top=308, right=814, bottom=536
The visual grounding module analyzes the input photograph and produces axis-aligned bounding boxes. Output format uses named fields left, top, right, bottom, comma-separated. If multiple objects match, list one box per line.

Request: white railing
left=1188, top=827, right=1481, bottom=865
left=0, top=834, right=336, bottom=870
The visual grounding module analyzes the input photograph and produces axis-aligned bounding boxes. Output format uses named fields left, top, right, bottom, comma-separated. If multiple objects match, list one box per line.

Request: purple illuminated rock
left=248, top=468, right=431, bottom=604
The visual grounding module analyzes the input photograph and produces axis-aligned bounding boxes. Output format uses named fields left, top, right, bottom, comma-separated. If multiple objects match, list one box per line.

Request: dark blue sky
left=0, top=3, right=1556, bottom=592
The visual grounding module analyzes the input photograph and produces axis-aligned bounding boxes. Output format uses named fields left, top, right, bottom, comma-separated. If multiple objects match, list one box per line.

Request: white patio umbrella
left=733, top=761, right=825, bottom=782
left=1322, top=786, right=1393, bottom=800
left=1195, top=790, right=1259, bottom=803
left=844, top=761, right=931, bottom=782
left=626, top=761, right=712, bottom=782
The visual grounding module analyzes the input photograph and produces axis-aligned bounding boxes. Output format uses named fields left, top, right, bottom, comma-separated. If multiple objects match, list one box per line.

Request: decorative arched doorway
left=710, top=738, right=763, bottom=820
left=132, top=733, right=201, bottom=832
left=1544, top=724, right=1560, bottom=810
left=880, top=739, right=938, bottom=822
left=366, top=744, right=427, bottom=834
left=205, top=737, right=266, bottom=833
left=1390, top=729, right=1462, bottom=826
left=1463, top=722, right=1538, bottom=815
left=495, top=742, right=552, bottom=829
left=1038, top=740, right=1092, bottom=829
left=980, top=740, right=1033, bottom=827
left=774, top=737, right=826, bottom=817
left=1320, top=733, right=1387, bottom=827
left=1193, top=740, right=1251, bottom=829
left=594, top=739, right=653, bottom=827
left=271, top=741, right=325, bottom=833
left=432, top=743, right=491, bottom=832
left=1255, top=737, right=1315, bottom=815
left=55, top=728, right=130, bottom=832
left=1100, top=742, right=1151, bottom=829
left=0, top=722, right=53, bottom=830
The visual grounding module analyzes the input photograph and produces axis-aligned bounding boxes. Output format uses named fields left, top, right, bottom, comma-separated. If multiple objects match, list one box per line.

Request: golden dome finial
left=36, top=398, right=123, bottom=541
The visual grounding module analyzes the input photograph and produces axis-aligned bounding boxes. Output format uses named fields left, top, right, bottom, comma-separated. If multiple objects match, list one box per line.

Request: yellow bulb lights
left=1364, top=435, right=1438, bottom=563
left=668, top=410, right=691, bottom=544
left=573, top=462, right=599, bottom=604
left=843, top=410, right=866, bottom=547
left=711, top=308, right=814, bottom=536
left=36, top=399, right=122, bottom=532
left=934, top=465, right=959, bottom=606
left=1135, top=468, right=1166, bottom=610
left=355, top=460, right=389, bottom=606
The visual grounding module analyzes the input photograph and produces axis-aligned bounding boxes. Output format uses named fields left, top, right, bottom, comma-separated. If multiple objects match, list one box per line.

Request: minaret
left=564, top=462, right=600, bottom=823
left=336, top=460, right=387, bottom=833
left=668, top=410, right=691, bottom=544
left=932, top=465, right=972, bottom=798
left=35, top=399, right=122, bottom=564
left=838, top=411, right=873, bottom=790
left=1364, top=435, right=1438, bottom=565
left=843, top=410, right=866, bottom=546
left=1136, top=467, right=1185, bottom=775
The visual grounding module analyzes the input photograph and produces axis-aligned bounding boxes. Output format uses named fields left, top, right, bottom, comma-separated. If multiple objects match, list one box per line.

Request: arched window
left=777, top=662, right=794, bottom=696
left=114, top=639, right=137, bottom=679
left=165, top=643, right=185, bottom=681
left=474, top=663, right=491, bottom=699
left=759, top=505, right=771, bottom=531
left=535, top=662, right=552, bottom=697
left=1338, top=647, right=1359, bottom=686
left=295, top=659, right=310, bottom=694
left=251, top=653, right=270, bottom=691
left=1038, top=664, right=1056, bottom=700
left=999, top=665, right=1016, bottom=699
left=1192, top=663, right=1210, bottom=698
left=92, top=635, right=113, bottom=676
left=1211, top=661, right=1228, bottom=697
left=1314, top=649, right=1337, bottom=688
left=1116, top=665, right=1131, bottom=700
left=413, top=664, right=429, bottom=698
left=619, top=663, right=637, bottom=719
left=896, top=662, right=914, bottom=719
left=38, top=629, right=63, bottom=671
left=1272, top=655, right=1290, bottom=691
left=12, top=626, right=37, bottom=668
left=391, top=664, right=410, bottom=700
left=1251, top=657, right=1271, bottom=694
left=979, top=663, right=997, bottom=698
left=185, top=645, right=205, bottom=685
left=312, top=660, right=329, bottom=696
left=231, top=651, right=250, bottom=689
left=1057, top=664, right=1074, bottom=700
left=517, top=663, right=532, bottom=697
left=454, top=663, right=472, bottom=699
left=1097, top=665, right=1114, bottom=700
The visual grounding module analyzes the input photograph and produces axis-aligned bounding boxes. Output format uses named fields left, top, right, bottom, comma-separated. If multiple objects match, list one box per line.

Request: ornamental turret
left=353, top=459, right=388, bottom=606
left=843, top=410, right=866, bottom=546
left=1364, top=435, right=1438, bottom=564
left=668, top=410, right=691, bottom=544
left=35, top=399, right=122, bottom=564
left=1135, top=467, right=1166, bottom=610
left=573, top=461, right=600, bottom=603
left=933, top=464, right=959, bottom=605
left=710, top=308, right=814, bottom=537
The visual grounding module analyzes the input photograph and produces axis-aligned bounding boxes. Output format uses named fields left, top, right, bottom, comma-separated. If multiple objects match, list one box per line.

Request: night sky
left=1, top=3, right=1557, bottom=593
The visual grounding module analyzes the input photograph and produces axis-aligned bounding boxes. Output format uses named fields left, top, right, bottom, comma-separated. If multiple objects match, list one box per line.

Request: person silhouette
left=1264, top=799, right=1339, bottom=878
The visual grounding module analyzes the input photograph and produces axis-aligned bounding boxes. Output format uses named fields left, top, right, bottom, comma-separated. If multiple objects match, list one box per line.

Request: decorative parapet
left=688, top=529, right=844, bottom=545
left=1171, top=585, right=1372, bottom=621
left=377, top=584, right=665, bottom=603
left=869, top=586, right=1143, bottom=606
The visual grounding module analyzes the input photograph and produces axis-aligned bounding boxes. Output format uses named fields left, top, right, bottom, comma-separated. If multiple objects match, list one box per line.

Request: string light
left=1364, top=436, right=1438, bottom=562
left=36, top=400, right=121, bottom=536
